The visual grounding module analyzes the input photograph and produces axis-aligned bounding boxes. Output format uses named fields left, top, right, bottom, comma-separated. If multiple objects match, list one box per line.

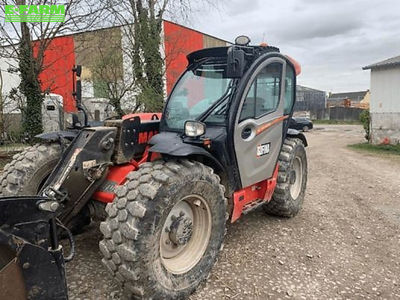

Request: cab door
left=234, top=57, right=292, bottom=188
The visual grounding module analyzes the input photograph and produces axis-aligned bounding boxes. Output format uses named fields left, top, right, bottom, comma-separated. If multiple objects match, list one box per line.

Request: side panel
left=122, top=112, right=162, bottom=121
left=231, top=164, right=279, bottom=222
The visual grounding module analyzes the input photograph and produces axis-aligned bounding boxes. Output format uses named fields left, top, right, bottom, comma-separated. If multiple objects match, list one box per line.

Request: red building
left=33, top=20, right=229, bottom=113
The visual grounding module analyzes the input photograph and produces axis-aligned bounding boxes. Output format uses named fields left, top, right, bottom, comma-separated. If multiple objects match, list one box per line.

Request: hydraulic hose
left=56, top=219, right=75, bottom=262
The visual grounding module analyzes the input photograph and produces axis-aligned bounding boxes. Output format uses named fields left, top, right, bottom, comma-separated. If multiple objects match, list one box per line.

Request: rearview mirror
left=76, top=80, right=82, bottom=104
left=73, top=65, right=82, bottom=77
left=227, top=47, right=245, bottom=78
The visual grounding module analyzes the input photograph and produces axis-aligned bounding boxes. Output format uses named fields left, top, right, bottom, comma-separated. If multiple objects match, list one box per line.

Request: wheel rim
left=160, top=194, right=212, bottom=274
left=303, top=126, right=309, bottom=132
left=289, top=156, right=303, bottom=199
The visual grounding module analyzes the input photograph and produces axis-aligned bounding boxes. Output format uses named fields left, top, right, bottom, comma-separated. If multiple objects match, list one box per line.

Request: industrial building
left=294, top=85, right=326, bottom=119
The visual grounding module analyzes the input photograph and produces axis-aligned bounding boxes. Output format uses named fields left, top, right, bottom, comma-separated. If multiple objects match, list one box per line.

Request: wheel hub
left=168, top=213, right=193, bottom=246
left=160, top=195, right=212, bottom=275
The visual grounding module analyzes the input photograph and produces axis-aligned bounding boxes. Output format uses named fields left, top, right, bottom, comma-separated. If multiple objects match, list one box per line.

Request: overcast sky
left=185, top=0, right=400, bottom=93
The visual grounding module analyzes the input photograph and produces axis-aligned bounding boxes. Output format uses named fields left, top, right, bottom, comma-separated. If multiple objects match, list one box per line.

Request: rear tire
left=264, top=138, right=307, bottom=217
left=0, top=143, right=61, bottom=196
left=99, top=159, right=227, bottom=299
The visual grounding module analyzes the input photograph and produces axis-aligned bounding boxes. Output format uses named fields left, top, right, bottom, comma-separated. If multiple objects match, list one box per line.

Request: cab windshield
left=164, top=60, right=232, bottom=130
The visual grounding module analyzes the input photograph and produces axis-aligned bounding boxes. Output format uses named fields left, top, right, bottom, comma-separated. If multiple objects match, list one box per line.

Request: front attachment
left=0, top=196, right=68, bottom=300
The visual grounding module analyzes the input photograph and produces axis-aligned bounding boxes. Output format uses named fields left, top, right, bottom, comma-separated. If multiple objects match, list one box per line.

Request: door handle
left=241, top=127, right=252, bottom=139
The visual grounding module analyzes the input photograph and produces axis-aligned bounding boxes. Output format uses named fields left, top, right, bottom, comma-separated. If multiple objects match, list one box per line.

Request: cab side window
left=284, top=65, right=295, bottom=115
left=239, top=63, right=282, bottom=122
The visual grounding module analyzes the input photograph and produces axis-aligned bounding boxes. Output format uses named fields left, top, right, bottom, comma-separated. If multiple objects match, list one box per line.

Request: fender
left=35, top=130, right=78, bottom=142
left=149, top=132, right=225, bottom=172
left=287, top=128, right=308, bottom=147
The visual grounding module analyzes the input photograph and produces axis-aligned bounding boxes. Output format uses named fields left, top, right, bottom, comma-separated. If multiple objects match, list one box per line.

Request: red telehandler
left=0, top=36, right=307, bottom=299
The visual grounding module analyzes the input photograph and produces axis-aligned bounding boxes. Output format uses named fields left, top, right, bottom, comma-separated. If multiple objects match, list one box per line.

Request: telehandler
left=0, top=35, right=307, bottom=299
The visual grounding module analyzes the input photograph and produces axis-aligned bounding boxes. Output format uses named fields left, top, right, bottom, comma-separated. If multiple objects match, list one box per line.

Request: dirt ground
left=7, top=124, right=400, bottom=299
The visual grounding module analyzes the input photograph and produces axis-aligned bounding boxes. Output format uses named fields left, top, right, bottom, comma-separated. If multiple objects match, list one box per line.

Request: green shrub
left=359, top=110, right=370, bottom=141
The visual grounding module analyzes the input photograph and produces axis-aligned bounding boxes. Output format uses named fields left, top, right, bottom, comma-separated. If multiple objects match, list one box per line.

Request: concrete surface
left=63, top=125, right=400, bottom=299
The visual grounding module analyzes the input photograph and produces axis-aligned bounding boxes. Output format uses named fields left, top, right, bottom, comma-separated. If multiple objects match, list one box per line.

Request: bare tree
left=96, top=0, right=209, bottom=114
left=0, top=0, right=109, bottom=140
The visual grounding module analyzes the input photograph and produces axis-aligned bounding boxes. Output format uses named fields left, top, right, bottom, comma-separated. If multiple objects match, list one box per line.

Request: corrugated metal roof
left=328, top=91, right=368, bottom=102
left=296, top=85, right=326, bottom=93
left=363, top=55, right=400, bottom=70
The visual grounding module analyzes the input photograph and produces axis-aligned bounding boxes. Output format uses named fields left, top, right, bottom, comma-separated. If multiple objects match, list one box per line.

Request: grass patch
left=348, top=143, right=400, bottom=156
left=0, top=143, right=26, bottom=152
left=313, top=119, right=362, bottom=125
left=0, top=157, right=12, bottom=170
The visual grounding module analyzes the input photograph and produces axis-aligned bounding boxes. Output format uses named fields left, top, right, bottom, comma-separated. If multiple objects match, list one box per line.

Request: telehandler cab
left=0, top=35, right=307, bottom=299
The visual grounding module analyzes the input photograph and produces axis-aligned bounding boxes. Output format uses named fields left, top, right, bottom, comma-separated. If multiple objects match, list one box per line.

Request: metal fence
left=312, top=107, right=364, bottom=121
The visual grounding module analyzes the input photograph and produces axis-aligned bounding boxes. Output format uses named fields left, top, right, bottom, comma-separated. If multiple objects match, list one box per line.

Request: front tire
left=99, top=159, right=227, bottom=299
left=264, top=138, right=307, bottom=217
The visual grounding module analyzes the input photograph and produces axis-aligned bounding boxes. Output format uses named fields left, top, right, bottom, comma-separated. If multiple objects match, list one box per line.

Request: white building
left=363, top=55, right=400, bottom=145
left=0, top=48, right=20, bottom=114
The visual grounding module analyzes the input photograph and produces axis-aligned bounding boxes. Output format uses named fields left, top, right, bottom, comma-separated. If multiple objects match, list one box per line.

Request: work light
left=235, top=35, right=251, bottom=46
left=184, top=121, right=206, bottom=137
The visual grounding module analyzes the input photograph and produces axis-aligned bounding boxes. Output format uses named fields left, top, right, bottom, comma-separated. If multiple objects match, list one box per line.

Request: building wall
left=163, top=20, right=228, bottom=95
left=33, top=36, right=76, bottom=112
left=163, top=21, right=203, bottom=95
left=203, top=34, right=227, bottom=48
left=0, top=47, right=21, bottom=114
left=370, top=67, right=400, bottom=144
left=370, top=68, right=400, bottom=113
left=74, top=27, right=123, bottom=99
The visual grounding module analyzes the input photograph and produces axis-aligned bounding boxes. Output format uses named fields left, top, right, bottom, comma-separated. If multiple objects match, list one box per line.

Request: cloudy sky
left=186, top=0, right=400, bottom=93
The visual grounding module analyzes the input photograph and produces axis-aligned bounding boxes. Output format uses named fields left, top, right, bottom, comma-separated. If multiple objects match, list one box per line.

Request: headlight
left=184, top=121, right=206, bottom=137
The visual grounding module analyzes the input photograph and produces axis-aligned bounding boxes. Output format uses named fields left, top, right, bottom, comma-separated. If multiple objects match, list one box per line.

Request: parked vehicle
left=0, top=36, right=308, bottom=299
left=290, top=117, right=313, bottom=132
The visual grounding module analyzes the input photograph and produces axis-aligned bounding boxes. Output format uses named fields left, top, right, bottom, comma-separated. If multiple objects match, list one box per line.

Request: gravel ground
left=17, top=125, right=400, bottom=299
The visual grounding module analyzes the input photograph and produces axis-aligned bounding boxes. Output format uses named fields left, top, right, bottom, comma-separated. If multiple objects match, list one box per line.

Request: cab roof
left=187, top=45, right=280, bottom=65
